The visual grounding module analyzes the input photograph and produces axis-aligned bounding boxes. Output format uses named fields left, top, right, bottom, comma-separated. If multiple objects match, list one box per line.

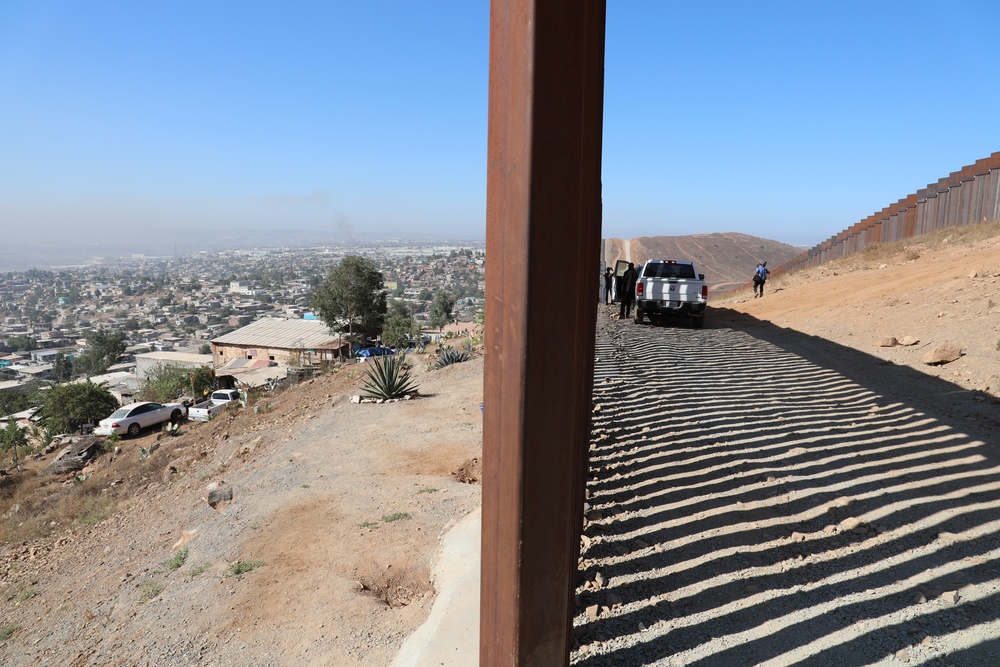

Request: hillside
left=0, top=356, right=484, bottom=666
left=1, top=222, right=998, bottom=665
left=717, top=220, right=1000, bottom=399
left=604, top=233, right=804, bottom=292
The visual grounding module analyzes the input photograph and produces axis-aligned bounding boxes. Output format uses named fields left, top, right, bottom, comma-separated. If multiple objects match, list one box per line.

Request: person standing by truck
left=619, top=262, right=637, bottom=319
left=603, top=267, right=613, bottom=304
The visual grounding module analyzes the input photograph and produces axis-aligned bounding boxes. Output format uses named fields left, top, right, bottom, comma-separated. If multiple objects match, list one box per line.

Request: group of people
left=603, top=264, right=637, bottom=318
left=601, top=260, right=771, bottom=312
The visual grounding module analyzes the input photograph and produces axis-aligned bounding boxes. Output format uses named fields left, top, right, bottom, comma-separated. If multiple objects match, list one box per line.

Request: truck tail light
left=636, top=283, right=644, bottom=296
left=702, top=285, right=708, bottom=299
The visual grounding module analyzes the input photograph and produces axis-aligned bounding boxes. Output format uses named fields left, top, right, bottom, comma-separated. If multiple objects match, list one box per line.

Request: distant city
left=0, top=228, right=486, bottom=273
left=0, top=237, right=485, bottom=394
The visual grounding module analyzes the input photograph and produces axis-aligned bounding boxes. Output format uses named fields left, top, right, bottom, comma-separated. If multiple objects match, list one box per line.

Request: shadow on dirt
left=575, top=309, right=1000, bottom=666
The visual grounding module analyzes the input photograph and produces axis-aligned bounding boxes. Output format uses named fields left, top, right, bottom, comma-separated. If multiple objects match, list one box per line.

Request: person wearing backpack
left=753, top=262, right=770, bottom=297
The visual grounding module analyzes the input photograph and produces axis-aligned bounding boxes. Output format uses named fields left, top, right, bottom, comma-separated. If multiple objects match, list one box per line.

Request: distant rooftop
left=137, top=351, right=213, bottom=364
left=212, top=317, right=341, bottom=350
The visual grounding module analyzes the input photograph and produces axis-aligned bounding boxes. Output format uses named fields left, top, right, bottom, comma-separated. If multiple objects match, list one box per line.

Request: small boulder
left=877, top=337, right=898, bottom=347
left=922, top=343, right=963, bottom=365
left=898, top=336, right=920, bottom=346
left=206, top=480, right=233, bottom=509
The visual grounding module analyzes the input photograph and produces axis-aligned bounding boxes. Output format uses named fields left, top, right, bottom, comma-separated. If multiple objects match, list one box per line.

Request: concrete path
left=391, top=506, right=481, bottom=667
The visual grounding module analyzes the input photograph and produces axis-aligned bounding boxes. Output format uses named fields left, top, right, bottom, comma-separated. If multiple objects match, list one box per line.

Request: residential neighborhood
left=0, top=240, right=485, bottom=422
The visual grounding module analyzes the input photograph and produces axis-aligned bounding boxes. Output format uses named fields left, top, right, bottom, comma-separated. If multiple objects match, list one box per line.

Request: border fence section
left=777, top=151, right=1000, bottom=275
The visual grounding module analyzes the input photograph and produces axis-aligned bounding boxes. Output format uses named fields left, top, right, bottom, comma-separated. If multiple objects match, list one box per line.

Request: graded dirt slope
left=720, top=224, right=1000, bottom=397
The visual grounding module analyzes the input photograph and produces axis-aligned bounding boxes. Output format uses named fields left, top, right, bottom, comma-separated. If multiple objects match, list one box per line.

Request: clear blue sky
left=1, top=1, right=997, bottom=248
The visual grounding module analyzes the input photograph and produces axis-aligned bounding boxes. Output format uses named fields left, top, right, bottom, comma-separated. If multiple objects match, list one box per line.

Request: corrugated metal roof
left=137, top=351, right=213, bottom=364
left=211, top=317, right=341, bottom=350
left=232, top=366, right=288, bottom=388
left=216, top=358, right=274, bottom=376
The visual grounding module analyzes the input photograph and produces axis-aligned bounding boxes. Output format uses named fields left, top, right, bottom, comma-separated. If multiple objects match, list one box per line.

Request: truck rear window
left=643, top=263, right=696, bottom=279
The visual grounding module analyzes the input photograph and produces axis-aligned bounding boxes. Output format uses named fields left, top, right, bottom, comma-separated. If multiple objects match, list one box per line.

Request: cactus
left=434, top=347, right=470, bottom=370
left=361, top=354, right=418, bottom=400
left=138, top=443, right=161, bottom=461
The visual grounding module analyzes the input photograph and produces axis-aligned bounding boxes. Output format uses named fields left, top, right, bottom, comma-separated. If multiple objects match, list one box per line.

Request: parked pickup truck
left=187, top=389, right=242, bottom=422
left=633, top=259, right=708, bottom=328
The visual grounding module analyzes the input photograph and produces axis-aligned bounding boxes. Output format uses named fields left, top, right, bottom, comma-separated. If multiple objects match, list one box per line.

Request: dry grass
left=0, top=437, right=188, bottom=545
left=357, top=573, right=422, bottom=608
left=859, top=219, right=1000, bottom=264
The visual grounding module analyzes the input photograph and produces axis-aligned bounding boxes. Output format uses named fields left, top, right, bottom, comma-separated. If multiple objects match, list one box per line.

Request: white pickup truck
left=633, top=259, right=708, bottom=328
left=187, top=389, right=242, bottom=422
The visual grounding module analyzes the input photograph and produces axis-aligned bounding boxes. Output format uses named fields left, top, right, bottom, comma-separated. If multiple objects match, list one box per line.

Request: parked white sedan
left=94, top=401, right=187, bottom=437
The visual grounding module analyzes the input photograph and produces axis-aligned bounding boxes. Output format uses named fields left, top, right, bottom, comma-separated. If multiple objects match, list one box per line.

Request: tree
left=140, top=365, right=214, bottom=403
left=429, top=290, right=456, bottom=332
left=7, top=335, right=37, bottom=351
left=39, top=382, right=119, bottom=435
left=52, top=352, right=74, bottom=382
left=311, top=256, right=387, bottom=354
left=73, top=330, right=127, bottom=377
left=0, top=388, right=32, bottom=417
left=0, top=417, right=28, bottom=470
left=382, top=301, right=418, bottom=349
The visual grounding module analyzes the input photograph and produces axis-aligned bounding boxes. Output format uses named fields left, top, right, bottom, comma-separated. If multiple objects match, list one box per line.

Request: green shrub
left=138, top=580, right=163, bottom=601
left=0, top=623, right=18, bottom=641
left=188, top=562, right=212, bottom=577
left=16, top=586, right=37, bottom=602
left=382, top=512, right=411, bottom=523
left=166, top=547, right=188, bottom=570
left=434, top=347, right=470, bottom=369
left=361, top=355, right=417, bottom=399
left=228, top=560, right=266, bottom=578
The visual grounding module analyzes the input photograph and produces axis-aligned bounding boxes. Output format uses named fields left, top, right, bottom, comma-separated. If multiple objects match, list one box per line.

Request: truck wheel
left=691, top=315, right=704, bottom=329
left=634, top=308, right=644, bottom=324
left=127, top=423, right=140, bottom=437
left=171, top=409, right=183, bottom=423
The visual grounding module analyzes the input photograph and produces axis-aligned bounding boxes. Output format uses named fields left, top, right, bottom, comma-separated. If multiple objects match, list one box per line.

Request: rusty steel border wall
left=776, top=151, right=1000, bottom=275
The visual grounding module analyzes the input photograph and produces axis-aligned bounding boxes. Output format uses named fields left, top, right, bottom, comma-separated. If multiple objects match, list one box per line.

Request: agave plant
left=434, top=347, right=470, bottom=370
left=361, top=354, right=418, bottom=399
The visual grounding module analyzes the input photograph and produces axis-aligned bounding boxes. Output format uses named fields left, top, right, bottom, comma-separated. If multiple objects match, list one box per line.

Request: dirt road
left=574, top=307, right=1000, bottom=666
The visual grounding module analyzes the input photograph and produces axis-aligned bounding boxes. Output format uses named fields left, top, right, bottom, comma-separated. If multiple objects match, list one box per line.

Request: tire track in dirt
left=574, top=314, right=1000, bottom=666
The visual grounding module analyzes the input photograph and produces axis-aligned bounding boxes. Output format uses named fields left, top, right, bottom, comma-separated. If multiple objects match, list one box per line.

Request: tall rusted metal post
left=482, top=1, right=606, bottom=665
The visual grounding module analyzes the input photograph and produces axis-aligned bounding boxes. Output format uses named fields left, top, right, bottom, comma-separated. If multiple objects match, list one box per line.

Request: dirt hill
left=604, top=233, right=804, bottom=293
left=718, top=221, right=1000, bottom=399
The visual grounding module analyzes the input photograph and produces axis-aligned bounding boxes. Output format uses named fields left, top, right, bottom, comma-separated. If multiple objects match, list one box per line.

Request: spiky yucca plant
left=434, top=347, right=470, bottom=370
left=361, top=354, right=417, bottom=399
